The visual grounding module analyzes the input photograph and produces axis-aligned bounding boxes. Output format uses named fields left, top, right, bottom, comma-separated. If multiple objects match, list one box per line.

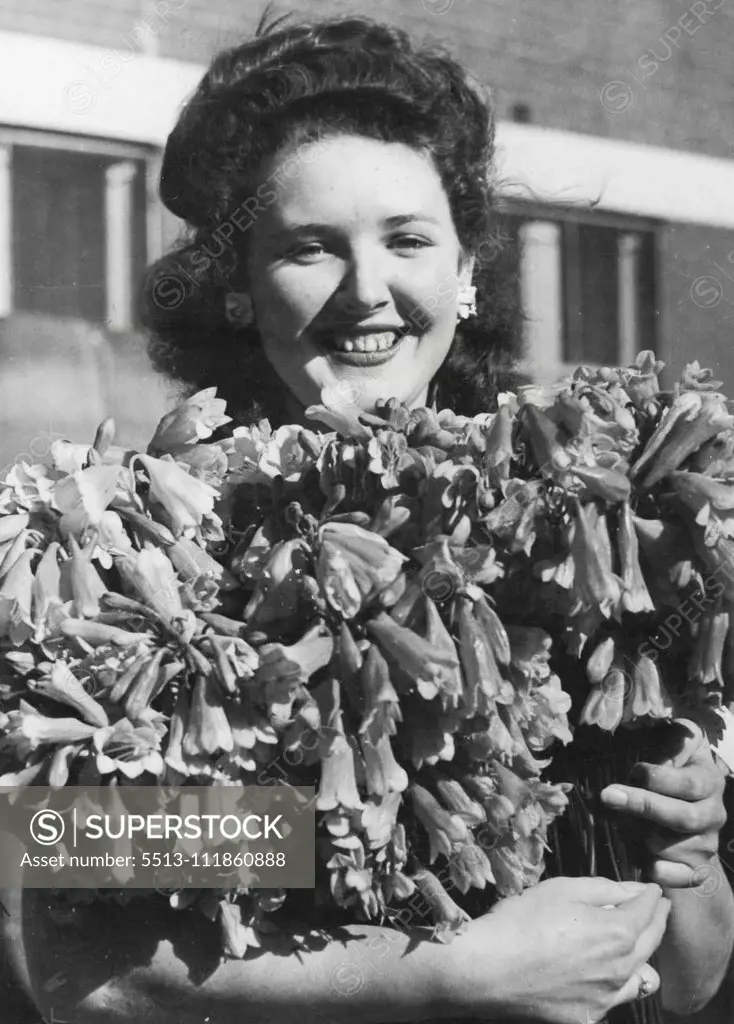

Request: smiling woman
left=4, top=9, right=731, bottom=1024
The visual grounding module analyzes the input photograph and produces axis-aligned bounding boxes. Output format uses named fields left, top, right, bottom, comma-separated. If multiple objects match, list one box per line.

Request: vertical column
left=618, top=233, right=641, bottom=365
left=105, top=160, right=137, bottom=332
left=0, top=144, right=12, bottom=318
left=145, top=152, right=183, bottom=264
left=518, top=220, right=563, bottom=382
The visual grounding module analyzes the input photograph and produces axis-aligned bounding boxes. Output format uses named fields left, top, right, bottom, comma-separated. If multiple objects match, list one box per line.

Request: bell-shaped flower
left=149, top=388, right=231, bottom=452
left=218, top=899, right=261, bottom=959
left=367, top=612, right=461, bottom=705
left=122, top=648, right=170, bottom=721
left=633, top=390, right=734, bottom=489
left=456, top=598, right=506, bottom=713
left=472, top=594, right=511, bottom=665
left=136, top=454, right=220, bottom=538
left=49, top=439, right=92, bottom=474
left=521, top=404, right=573, bottom=477
left=411, top=783, right=468, bottom=863
left=570, top=501, right=622, bottom=617
left=623, top=654, right=672, bottom=722
left=0, top=547, right=35, bottom=644
left=448, top=841, right=496, bottom=894
left=244, top=538, right=309, bottom=625
left=94, top=510, right=133, bottom=569
left=1, top=699, right=97, bottom=759
left=670, top=471, right=734, bottom=546
left=618, top=503, right=655, bottom=613
left=225, top=420, right=272, bottom=484
left=67, top=535, right=107, bottom=618
left=360, top=792, right=402, bottom=850
left=305, top=400, right=372, bottom=440
left=116, top=544, right=190, bottom=634
left=412, top=868, right=470, bottom=942
left=361, top=734, right=408, bottom=797
left=255, top=625, right=335, bottom=706
left=183, top=674, right=234, bottom=757
left=525, top=674, right=573, bottom=750
left=367, top=429, right=414, bottom=490
left=582, top=673, right=625, bottom=732
left=169, top=536, right=237, bottom=591
left=0, top=513, right=29, bottom=546
left=423, top=598, right=464, bottom=708
left=586, top=636, right=615, bottom=685
left=316, top=710, right=365, bottom=812
left=28, top=661, right=108, bottom=728
left=93, top=717, right=164, bottom=778
left=54, top=464, right=121, bottom=538
left=0, top=462, right=56, bottom=513
left=689, top=609, right=729, bottom=685
left=260, top=425, right=321, bottom=482
left=572, top=463, right=631, bottom=504
left=316, top=522, right=406, bottom=619
left=327, top=840, right=374, bottom=911
left=163, top=684, right=218, bottom=780
left=488, top=842, right=527, bottom=896
left=433, top=778, right=485, bottom=826
left=465, top=712, right=515, bottom=762
left=358, top=644, right=402, bottom=744
left=173, top=443, right=229, bottom=489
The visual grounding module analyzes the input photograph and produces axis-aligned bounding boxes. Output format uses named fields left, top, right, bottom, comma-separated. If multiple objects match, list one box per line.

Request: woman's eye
left=286, top=242, right=327, bottom=263
left=389, top=235, right=433, bottom=253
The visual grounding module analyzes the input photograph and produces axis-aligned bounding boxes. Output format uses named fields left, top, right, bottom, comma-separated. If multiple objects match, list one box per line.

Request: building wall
left=0, top=0, right=731, bottom=467
left=0, top=0, right=731, bottom=158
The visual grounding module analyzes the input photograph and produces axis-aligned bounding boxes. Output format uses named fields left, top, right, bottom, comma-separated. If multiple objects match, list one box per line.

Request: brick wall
left=0, top=0, right=732, bottom=158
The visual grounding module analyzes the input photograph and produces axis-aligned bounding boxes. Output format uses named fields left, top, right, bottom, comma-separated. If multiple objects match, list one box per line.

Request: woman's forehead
left=261, top=134, right=452, bottom=227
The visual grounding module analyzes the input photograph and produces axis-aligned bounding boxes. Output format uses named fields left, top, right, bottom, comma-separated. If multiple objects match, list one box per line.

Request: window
left=491, top=204, right=658, bottom=378
left=3, top=132, right=154, bottom=330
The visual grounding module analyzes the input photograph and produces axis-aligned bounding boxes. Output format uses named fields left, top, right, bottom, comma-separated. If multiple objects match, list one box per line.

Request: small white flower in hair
left=456, top=283, right=477, bottom=320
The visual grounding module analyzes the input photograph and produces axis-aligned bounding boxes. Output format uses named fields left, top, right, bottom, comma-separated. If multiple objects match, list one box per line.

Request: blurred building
left=0, top=0, right=732, bottom=467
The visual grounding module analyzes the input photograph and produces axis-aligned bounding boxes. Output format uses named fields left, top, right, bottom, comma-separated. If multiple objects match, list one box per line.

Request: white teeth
left=331, top=332, right=399, bottom=353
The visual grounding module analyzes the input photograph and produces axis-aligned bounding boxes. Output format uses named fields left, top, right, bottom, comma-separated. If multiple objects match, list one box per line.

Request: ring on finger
left=636, top=974, right=655, bottom=1000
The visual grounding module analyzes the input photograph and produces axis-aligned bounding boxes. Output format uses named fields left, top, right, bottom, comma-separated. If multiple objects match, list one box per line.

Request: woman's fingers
left=608, top=898, right=669, bottom=1011
left=555, top=876, right=650, bottom=906
left=628, top=758, right=724, bottom=802
left=612, top=884, right=668, bottom=941
left=646, top=828, right=719, bottom=862
left=600, top=784, right=724, bottom=832
left=612, top=962, right=661, bottom=1009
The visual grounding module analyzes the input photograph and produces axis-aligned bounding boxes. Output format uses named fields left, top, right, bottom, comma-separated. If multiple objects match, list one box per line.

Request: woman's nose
left=336, top=250, right=391, bottom=315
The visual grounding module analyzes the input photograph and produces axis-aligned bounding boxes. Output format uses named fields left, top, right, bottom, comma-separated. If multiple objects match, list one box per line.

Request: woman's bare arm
left=1, top=878, right=671, bottom=1024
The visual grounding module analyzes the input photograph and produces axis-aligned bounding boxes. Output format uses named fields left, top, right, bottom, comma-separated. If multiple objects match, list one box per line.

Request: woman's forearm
left=656, top=861, right=734, bottom=1016
left=71, top=921, right=462, bottom=1024
left=2, top=888, right=487, bottom=1024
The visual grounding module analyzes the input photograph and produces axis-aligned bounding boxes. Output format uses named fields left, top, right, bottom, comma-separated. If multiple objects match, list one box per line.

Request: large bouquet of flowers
left=0, top=352, right=731, bottom=966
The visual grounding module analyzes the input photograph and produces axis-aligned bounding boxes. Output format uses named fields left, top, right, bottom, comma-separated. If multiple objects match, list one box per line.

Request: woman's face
left=245, top=134, right=474, bottom=415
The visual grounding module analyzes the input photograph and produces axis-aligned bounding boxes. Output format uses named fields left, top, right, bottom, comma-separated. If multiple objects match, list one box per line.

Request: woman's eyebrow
left=384, top=213, right=441, bottom=227
left=268, top=213, right=441, bottom=241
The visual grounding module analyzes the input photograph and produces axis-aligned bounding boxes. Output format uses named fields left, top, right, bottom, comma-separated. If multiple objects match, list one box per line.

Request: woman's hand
left=444, top=876, right=669, bottom=1024
left=600, top=718, right=728, bottom=888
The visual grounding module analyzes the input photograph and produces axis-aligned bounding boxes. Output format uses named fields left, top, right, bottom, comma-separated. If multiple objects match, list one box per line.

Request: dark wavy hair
left=141, top=9, right=524, bottom=426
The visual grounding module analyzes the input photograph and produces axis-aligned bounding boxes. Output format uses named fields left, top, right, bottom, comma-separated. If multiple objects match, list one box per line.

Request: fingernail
left=602, top=786, right=628, bottom=808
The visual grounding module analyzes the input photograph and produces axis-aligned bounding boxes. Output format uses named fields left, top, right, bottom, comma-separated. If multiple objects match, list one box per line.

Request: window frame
left=0, top=126, right=161, bottom=330
left=494, top=198, right=660, bottom=379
